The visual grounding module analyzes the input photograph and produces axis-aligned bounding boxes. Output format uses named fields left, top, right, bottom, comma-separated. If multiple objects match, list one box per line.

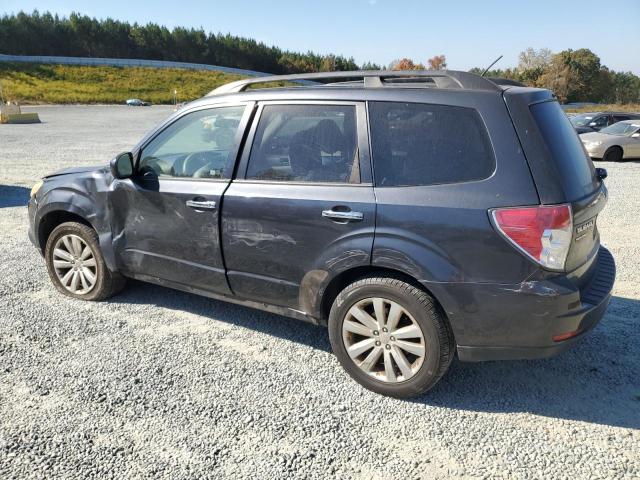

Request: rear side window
left=368, top=102, right=495, bottom=187
left=530, top=101, right=597, bottom=200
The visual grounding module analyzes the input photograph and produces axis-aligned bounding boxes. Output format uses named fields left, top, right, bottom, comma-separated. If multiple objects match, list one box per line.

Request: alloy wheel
left=52, top=234, right=97, bottom=295
left=342, top=297, right=426, bottom=383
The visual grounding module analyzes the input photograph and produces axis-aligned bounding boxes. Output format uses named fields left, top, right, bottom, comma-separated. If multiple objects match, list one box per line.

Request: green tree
left=611, top=71, right=640, bottom=103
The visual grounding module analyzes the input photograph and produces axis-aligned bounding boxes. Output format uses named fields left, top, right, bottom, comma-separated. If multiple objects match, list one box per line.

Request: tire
left=603, top=146, right=623, bottom=162
left=328, top=276, right=454, bottom=398
left=44, top=221, right=125, bottom=301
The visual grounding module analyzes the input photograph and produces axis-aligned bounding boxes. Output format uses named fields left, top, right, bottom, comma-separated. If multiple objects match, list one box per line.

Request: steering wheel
left=182, top=151, right=210, bottom=177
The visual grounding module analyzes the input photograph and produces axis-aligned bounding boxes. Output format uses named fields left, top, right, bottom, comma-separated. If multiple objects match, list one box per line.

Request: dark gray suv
left=28, top=71, right=616, bottom=398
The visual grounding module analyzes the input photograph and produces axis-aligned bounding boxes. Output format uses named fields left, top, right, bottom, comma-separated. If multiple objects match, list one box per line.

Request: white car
left=125, top=98, right=150, bottom=107
left=580, top=120, right=640, bottom=161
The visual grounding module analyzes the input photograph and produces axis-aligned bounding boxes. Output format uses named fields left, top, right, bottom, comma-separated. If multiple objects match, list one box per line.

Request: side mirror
left=589, top=122, right=597, bottom=127
left=110, top=152, right=134, bottom=179
left=632, top=133, right=640, bottom=138
left=596, top=167, right=607, bottom=180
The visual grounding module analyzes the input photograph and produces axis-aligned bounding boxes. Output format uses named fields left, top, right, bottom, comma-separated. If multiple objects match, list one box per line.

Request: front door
left=110, top=104, right=252, bottom=295
left=221, top=102, right=376, bottom=311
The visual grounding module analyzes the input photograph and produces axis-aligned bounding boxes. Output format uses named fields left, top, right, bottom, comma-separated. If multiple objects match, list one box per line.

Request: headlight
left=30, top=180, right=43, bottom=198
left=583, top=141, right=602, bottom=148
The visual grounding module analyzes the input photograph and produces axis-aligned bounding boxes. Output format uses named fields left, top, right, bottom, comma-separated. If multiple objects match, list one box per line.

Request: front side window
left=591, top=115, right=609, bottom=128
left=246, top=104, right=359, bottom=183
left=570, top=114, right=595, bottom=127
left=369, top=102, right=495, bottom=187
left=139, top=106, right=246, bottom=179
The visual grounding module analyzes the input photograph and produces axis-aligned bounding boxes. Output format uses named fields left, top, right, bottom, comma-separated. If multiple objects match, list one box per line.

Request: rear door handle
left=322, top=209, right=364, bottom=222
left=186, top=199, right=217, bottom=210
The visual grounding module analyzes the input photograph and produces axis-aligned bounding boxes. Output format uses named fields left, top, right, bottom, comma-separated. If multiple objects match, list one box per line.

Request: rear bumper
left=439, top=247, right=616, bottom=362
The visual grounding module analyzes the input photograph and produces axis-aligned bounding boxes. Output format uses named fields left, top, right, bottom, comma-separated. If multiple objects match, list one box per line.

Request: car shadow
left=110, top=280, right=331, bottom=352
left=111, top=283, right=639, bottom=429
left=0, top=185, right=30, bottom=208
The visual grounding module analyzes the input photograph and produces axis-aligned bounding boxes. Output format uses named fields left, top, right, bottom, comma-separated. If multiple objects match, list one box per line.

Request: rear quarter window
left=368, top=102, right=495, bottom=187
left=530, top=101, right=597, bottom=200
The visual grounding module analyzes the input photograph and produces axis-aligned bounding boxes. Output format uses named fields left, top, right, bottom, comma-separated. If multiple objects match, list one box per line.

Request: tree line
left=0, top=11, right=365, bottom=74
left=1, top=12, right=638, bottom=103
left=391, top=49, right=639, bottom=104
left=470, top=47, right=640, bottom=104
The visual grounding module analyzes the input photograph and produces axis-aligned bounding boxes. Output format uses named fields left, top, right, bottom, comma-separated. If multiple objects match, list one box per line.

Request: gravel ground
left=1, top=105, right=638, bottom=479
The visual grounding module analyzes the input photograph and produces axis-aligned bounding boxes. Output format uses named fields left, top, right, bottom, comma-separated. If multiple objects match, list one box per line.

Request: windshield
left=599, top=122, right=640, bottom=136
left=569, top=113, right=596, bottom=127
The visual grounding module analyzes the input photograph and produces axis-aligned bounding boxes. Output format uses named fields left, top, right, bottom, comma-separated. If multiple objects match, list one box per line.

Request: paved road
left=1, top=106, right=638, bottom=479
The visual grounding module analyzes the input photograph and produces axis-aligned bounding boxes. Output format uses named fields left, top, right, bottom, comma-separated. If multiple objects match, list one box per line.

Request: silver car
left=581, top=120, right=640, bottom=161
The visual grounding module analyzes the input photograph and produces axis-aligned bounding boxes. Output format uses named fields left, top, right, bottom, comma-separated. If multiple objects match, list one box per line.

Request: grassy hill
left=0, top=62, right=248, bottom=104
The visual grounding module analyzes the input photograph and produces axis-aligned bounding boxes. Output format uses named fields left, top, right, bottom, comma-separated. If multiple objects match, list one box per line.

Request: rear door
left=110, top=104, right=253, bottom=294
left=221, top=102, right=375, bottom=311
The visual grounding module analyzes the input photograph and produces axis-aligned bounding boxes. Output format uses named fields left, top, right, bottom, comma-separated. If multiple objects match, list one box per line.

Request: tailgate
left=504, top=89, right=605, bottom=273
left=566, top=182, right=607, bottom=272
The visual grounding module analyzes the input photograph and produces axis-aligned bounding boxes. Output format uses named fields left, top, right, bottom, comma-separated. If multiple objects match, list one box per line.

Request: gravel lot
left=1, top=105, right=638, bottom=479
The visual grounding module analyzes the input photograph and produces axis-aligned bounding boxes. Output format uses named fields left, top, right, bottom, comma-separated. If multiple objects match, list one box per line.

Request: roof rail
left=207, top=70, right=503, bottom=96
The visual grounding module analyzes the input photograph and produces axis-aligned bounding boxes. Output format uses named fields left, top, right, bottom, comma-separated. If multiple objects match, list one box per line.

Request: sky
left=3, top=0, right=640, bottom=74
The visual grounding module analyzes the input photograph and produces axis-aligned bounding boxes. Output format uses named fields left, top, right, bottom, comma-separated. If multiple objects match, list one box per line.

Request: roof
left=206, top=70, right=507, bottom=96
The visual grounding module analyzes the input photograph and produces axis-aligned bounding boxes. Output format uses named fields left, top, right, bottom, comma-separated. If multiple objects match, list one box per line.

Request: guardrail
left=0, top=54, right=269, bottom=77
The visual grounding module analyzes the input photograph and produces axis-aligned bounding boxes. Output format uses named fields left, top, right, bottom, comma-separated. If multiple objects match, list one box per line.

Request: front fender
left=35, top=187, right=117, bottom=272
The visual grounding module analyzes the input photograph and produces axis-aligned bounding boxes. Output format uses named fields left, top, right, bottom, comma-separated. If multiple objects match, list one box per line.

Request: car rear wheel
left=328, top=276, right=454, bottom=398
left=44, top=222, right=125, bottom=301
left=603, top=146, right=623, bottom=162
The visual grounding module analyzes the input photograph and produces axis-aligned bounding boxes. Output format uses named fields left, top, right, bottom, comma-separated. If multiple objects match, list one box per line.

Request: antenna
left=481, top=55, right=503, bottom=76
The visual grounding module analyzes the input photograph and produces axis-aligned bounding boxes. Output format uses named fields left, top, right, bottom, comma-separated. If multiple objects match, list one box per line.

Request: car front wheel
left=328, top=276, right=454, bottom=398
left=603, top=146, right=623, bottom=162
left=44, top=221, right=125, bottom=301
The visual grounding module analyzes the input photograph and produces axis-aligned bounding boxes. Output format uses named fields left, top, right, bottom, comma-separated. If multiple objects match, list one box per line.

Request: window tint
left=139, top=106, right=246, bottom=179
left=530, top=101, right=597, bottom=200
left=246, top=104, right=359, bottom=183
left=368, top=102, right=495, bottom=187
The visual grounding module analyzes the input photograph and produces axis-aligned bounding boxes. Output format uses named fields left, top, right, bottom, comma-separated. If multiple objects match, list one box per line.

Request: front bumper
left=27, top=196, right=40, bottom=251
left=443, top=247, right=616, bottom=362
left=583, top=143, right=607, bottom=158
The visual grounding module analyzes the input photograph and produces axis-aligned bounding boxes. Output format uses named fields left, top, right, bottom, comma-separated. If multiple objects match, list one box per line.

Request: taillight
left=491, top=204, right=573, bottom=271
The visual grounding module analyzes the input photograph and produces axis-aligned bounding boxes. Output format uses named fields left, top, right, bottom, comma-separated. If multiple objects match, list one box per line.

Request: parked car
left=126, top=98, right=150, bottom=106
left=570, top=111, right=640, bottom=134
left=581, top=120, right=640, bottom=161
left=28, top=71, right=615, bottom=398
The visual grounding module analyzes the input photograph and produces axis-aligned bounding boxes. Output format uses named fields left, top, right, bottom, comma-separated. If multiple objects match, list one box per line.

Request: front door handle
left=186, top=199, right=217, bottom=210
left=322, top=209, right=364, bottom=222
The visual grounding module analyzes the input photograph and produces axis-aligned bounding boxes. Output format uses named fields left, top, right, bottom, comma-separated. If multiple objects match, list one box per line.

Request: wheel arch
left=37, top=209, right=94, bottom=252
left=318, top=266, right=452, bottom=333
left=604, top=145, right=623, bottom=160
left=36, top=204, right=118, bottom=272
